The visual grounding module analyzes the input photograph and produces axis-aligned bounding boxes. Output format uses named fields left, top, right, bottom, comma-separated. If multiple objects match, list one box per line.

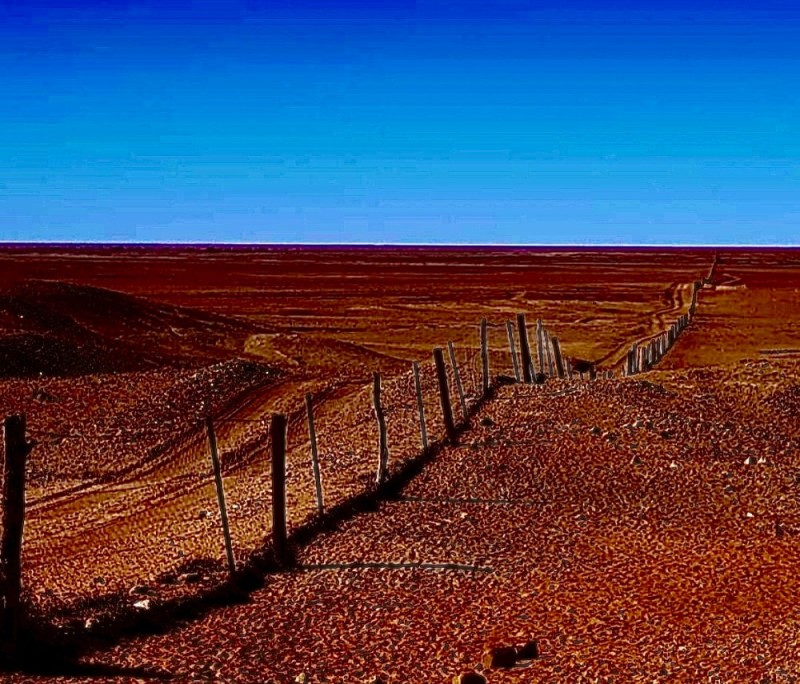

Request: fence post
left=536, top=319, right=545, bottom=374
left=447, top=342, right=469, bottom=423
left=270, top=413, right=289, bottom=566
left=505, top=320, right=521, bottom=382
left=565, top=357, right=573, bottom=380
left=517, top=313, right=534, bottom=384
left=544, top=330, right=555, bottom=378
left=412, top=361, right=428, bottom=451
left=304, top=393, right=324, bottom=516
left=373, top=373, right=389, bottom=484
left=206, top=416, right=236, bottom=578
left=433, top=347, right=458, bottom=444
left=480, top=319, right=490, bottom=396
left=551, top=336, right=565, bottom=379
left=1, top=415, right=28, bottom=661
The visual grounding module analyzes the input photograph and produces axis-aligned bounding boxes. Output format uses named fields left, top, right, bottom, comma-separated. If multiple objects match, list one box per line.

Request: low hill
left=0, top=280, right=256, bottom=377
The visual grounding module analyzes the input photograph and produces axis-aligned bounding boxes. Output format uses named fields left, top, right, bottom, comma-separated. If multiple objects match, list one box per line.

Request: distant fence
left=624, top=279, right=703, bottom=376
left=0, top=276, right=706, bottom=659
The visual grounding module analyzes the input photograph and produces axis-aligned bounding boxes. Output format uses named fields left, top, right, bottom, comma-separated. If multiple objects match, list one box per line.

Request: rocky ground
left=2, top=247, right=799, bottom=682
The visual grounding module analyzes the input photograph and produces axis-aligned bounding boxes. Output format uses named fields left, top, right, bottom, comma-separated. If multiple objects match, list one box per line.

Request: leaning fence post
left=1, top=415, right=28, bottom=661
left=551, top=336, right=565, bottom=379
left=447, top=342, right=469, bottom=422
left=373, top=373, right=389, bottom=484
left=206, top=416, right=236, bottom=578
left=433, top=347, right=458, bottom=443
left=517, top=313, right=534, bottom=384
left=480, top=319, right=490, bottom=396
left=544, top=330, right=555, bottom=377
left=505, top=320, right=521, bottom=382
left=536, top=319, right=545, bottom=374
left=412, top=361, right=428, bottom=451
left=304, top=393, right=324, bottom=516
left=270, top=413, right=289, bottom=566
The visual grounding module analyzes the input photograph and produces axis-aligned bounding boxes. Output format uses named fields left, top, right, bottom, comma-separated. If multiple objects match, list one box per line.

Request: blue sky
left=1, top=1, right=798, bottom=244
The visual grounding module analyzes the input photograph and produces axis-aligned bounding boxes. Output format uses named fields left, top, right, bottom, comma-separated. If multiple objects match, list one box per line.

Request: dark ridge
left=0, top=279, right=258, bottom=377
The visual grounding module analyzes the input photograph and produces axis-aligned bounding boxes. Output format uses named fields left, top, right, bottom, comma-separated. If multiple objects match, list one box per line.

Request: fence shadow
left=5, top=383, right=499, bottom=674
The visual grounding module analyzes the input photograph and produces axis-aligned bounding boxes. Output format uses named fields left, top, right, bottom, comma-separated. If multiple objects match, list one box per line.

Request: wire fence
left=0, top=288, right=703, bottom=642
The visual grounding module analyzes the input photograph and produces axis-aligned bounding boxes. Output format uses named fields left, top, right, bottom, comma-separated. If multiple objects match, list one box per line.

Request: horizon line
left=1, top=241, right=799, bottom=249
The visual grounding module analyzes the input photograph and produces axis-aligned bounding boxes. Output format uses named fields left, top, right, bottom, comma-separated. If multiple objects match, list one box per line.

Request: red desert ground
left=1, top=246, right=800, bottom=682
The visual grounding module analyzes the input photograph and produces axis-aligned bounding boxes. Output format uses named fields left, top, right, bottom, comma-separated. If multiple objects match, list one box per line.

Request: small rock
left=482, top=645, right=518, bottom=669
left=133, top=599, right=151, bottom=610
left=660, top=430, right=673, bottom=439
left=480, top=416, right=495, bottom=427
left=590, top=426, right=602, bottom=436
left=93, top=576, right=106, bottom=585
left=633, top=419, right=644, bottom=429
left=84, top=617, right=99, bottom=631
left=517, top=639, right=539, bottom=659
left=453, top=671, right=487, bottom=684
left=746, top=512, right=754, bottom=518
left=775, top=521, right=785, bottom=538
left=129, top=584, right=150, bottom=595
left=744, top=456, right=757, bottom=465
left=669, top=461, right=678, bottom=469
left=295, top=675, right=308, bottom=684
left=724, top=484, right=736, bottom=495
left=630, top=455, right=642, bottom=466
left=178, top=572, right=201, bottom=584
left=198, top=510, right=211, bottom=519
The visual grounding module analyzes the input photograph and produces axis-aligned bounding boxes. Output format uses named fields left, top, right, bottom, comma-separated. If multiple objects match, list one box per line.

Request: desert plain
left=1, top=246, right=800, bottom=683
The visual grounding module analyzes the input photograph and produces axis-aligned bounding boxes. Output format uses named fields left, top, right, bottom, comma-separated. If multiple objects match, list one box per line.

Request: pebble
left=178, top=572, right=202, bottom=584
left=133, top=599, right=151, bottom=610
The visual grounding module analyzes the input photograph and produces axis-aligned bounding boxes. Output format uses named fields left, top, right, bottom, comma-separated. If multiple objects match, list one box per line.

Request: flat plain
left=1, top=246, right=799, bottom=683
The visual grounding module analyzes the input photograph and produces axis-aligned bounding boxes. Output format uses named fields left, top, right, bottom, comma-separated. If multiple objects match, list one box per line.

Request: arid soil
left=1, top=246, right=799, bottom=682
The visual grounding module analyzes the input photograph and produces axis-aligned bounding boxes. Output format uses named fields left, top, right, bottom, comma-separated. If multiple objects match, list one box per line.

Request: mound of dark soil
left=0, top=280, right=258, bottom=377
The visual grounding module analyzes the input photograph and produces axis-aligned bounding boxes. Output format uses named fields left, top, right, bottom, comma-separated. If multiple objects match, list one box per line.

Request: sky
left=0, top=0, right=798, bottom=245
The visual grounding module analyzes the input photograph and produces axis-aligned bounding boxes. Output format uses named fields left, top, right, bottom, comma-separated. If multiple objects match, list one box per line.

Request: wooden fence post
left=517, top=313, right=534, bottom=384
left=412, top=361, right=428, bottom=451
left=543, top=329, right=555, bottom=377
left=206, top=416, right=236, bottom=578
left=480, top=319, right=490, bottom=396
left=536, top=319, right=545, bottom=374
left=1, top=415, right=28, bottom=661
left=565, top=357, right=573, bottom=380
left=270, top=413, right=289, bottom=566
left=447, top=342, right=469, bottom=422
left=551, top=336, right=565, bottom=379
left=304, top=393, right=324, bottom=516
left=373, top=373, right=389, bottom=484
left=505, top=321, right=521, bottom=382
left=433, top=347, right=458, bottom=443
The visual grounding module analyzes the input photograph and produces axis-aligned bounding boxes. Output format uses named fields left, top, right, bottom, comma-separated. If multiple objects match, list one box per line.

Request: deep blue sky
left=1, top=1, right=798, bottom=244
